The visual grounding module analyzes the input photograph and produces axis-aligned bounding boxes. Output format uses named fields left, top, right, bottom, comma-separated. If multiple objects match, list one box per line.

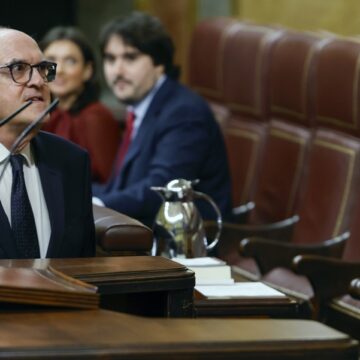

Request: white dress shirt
left=0, top=143, right=51, bottom=258
left=130, top=74, right=167, bottom=139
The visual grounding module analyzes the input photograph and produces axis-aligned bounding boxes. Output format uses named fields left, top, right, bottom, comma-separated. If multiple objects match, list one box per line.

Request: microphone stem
left=0, top=98, right=59, bottom=182
left=0, top=100, right=33, bottom=127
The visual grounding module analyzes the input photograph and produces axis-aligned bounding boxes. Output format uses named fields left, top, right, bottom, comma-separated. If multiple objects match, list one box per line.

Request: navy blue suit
left=94, top=78, right=232, bottom=226
left=0, top=131, right=96, bottom=259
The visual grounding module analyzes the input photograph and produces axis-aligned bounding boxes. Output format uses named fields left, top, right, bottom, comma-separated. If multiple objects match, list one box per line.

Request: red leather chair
left=268, top=31, right=330, bottom=128
left=236, top=38, right=360, bottom=304
left=240, top=129, right=360, bottom=301
left=247, top=120, right=311, bottom=225
left=314, top=37, right=360, bottom=136
left=248, top=31, right=328, bottom=224
left=222, top=23, right=284, bottom=122
left=214, top=31, right=327, bottom=274
left=187, top=17, right=237, bottom=125
left=292, top=185, right=360, bottom=336
left=219, top=23, right=285, bottom=214
left=222, top=118, right=268, bottom=215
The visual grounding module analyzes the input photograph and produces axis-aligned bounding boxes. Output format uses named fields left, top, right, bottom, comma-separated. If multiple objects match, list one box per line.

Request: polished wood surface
left=0, top=309, right=356, bottom=359
left=0, top=257, right=195, bottom=318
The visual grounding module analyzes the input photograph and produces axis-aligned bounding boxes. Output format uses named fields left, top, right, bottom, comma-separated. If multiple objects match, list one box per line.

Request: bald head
left=0, top=27, right=52, bottom=149
left=0, top=28, right=38, bottom=46
left=0, top=28, right=41, bottom=61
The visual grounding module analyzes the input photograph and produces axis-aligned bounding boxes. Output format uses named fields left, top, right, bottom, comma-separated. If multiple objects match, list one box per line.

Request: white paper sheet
left=172, top=257, right=226, bottom=267
left=195, top=282, right=287, bottom=299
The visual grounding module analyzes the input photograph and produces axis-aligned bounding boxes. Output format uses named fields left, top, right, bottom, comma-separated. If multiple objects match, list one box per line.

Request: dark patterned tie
left=10, top=154, right=40, bottom=258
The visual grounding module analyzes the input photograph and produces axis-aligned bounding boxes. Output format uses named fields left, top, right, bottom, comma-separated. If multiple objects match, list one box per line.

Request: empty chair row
left=189, top=18, right=360, bottom=340
left=188, top=19, right=360, bottom=211
left=213, top=126, right=360, bottom=272
left=189, top=18, right=360, bottom=135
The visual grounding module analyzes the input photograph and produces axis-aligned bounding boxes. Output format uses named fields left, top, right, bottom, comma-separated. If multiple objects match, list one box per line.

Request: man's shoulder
left=35, top=131, right=88, bottom=158
left=158, top=78, right=212, bottom=113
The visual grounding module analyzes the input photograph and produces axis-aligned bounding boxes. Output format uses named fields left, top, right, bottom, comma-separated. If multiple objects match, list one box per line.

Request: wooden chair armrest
left=293, top=251, right=360, bottom=303
left=349, top=278, right=360, bottom=300
left=93, top=205, right=153, bottom=254
left=231, top=201, right=255, bottom=223
left=205, top=215, right=299, bottom=263
left=240, top=232, right=348, bottom=275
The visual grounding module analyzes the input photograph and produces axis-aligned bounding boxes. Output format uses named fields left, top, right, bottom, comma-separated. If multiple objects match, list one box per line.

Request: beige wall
left=234, top=0, right=360, bottom=36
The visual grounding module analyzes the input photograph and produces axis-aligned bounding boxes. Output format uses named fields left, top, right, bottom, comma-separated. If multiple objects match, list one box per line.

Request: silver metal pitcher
left=151, top=179, right=222, bottom=258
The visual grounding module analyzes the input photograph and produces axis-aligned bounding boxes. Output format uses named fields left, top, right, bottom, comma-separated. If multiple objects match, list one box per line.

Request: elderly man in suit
left=0, top=27, right=95, bottom=259
left=93, top=12, right=232, bottom=227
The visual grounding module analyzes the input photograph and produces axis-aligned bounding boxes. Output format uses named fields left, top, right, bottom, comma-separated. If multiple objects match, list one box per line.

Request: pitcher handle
left=194, top=191, right=222, bottom=250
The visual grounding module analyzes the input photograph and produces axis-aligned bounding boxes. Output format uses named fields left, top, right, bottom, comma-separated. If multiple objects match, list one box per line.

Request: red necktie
left=115, top=111, right=135, bottom=173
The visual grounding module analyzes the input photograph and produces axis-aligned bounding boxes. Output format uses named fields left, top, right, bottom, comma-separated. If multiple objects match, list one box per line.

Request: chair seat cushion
left=262, top=267, right=314, bottom=300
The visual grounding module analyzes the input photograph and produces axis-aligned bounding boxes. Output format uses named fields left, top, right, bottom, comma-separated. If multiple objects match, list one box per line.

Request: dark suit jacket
left=0, top=131, right=96, bottom=259
left=94, top=77, right=232, bottom=226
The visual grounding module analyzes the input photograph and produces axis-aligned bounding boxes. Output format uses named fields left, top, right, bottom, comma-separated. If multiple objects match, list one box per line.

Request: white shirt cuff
left=92, top=196, right=105, bottom=207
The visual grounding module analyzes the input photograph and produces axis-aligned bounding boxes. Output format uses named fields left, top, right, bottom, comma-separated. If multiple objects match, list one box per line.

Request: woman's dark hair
left=100, top=12, right=180, bottom=80
left=40, top=26, right=100, bottom=113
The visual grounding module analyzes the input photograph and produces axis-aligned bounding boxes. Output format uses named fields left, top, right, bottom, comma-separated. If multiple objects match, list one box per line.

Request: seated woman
left=40, top=26, right=120, bottom=183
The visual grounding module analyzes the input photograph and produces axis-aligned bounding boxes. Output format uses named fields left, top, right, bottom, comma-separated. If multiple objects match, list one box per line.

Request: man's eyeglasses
left=0, top=61, right=57, bottom=85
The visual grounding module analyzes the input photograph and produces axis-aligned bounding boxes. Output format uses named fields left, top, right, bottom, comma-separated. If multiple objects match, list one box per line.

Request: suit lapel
left=32, top=135, right=64, bottom=258
left=0, top=202, right=18, bottom=258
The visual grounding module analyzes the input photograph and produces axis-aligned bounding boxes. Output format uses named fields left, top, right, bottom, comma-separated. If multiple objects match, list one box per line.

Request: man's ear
left=155, top=64, right=165, bottom=78
left=83, top=62, right=93, bottom=82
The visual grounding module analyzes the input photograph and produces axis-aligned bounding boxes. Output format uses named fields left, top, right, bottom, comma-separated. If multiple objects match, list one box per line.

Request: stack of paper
left=195, top=282, right=287, bottom=299
left=172, top=257, right=234, bottom=285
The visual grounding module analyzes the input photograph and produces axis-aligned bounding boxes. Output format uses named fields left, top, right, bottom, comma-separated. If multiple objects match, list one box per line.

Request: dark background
left=0, top=0, right=76, bottom=41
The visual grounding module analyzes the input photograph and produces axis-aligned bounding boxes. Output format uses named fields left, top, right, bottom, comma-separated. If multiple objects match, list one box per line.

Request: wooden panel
left=0, top=309, right=356, bottom=359
left=234, top=0, right=360, bottom=36
left=135, top=0, right=197, bottom=83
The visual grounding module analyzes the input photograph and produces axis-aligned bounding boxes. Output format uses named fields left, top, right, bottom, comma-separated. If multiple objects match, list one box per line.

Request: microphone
left=0, top=100, right=33, bottom=127
left=9, top=98, right=59, bottom=155
left=0, top=98, right=59, bottom=181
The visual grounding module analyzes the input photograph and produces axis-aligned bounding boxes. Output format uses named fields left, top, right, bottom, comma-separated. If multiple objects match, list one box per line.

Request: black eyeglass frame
left=0, top=61, right=57, bottom=85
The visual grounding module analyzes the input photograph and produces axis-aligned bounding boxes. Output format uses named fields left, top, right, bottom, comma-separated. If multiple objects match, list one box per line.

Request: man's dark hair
left=100, top=12, right=180, bottom=79
left=40, top=26, right=100, bottom=114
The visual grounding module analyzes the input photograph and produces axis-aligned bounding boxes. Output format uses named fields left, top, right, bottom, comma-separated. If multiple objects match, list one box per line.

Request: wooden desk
left=0, top=309, right=356, bottom=359
left=0, top=257, right=195, bottom=318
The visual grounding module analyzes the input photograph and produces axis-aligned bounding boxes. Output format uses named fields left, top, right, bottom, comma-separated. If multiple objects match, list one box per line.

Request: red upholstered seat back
left=222, top=23, right=283, bottom=121
left=222, top=118, right=268, bottom=208
left=269, top=31, right=329, bottom=127
left=188, top=17, right=236, bottom=102
left=292, top=129, right=360, bottom=244
left=219, top=24, right=284, bottom=208
left=248, top=120, right=311, bottom=224
left=188, top=17, right=237, bottom=125
left=314, top=38, right=360, bottom=136
left=247, top=31, right=325, bottom=223
left=342, top=190, right=360, bottom=262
